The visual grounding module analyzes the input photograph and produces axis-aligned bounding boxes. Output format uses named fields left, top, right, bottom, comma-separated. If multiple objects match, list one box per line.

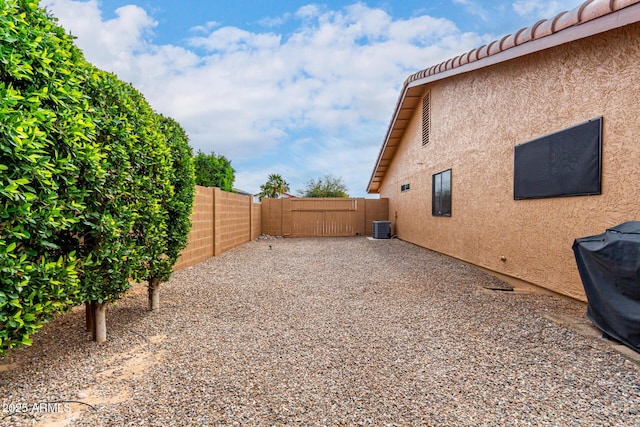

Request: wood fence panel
left=322, top=210, right=356, bottom=236
left=261, top=197, right=388, bottom=238
left=291, top=210, right=324, bottom=237
left=282, top=198, right=292, bottom=237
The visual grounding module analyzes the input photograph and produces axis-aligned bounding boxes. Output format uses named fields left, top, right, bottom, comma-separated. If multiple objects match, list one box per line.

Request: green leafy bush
left=0, top=0, right=104, bottom=352
left=1, top=1, right=195, bottom=352
left=123, top=88, right=174, bottom=286
left=149, top=115, right=195, bottom=283
left=147, top=116, right=195, bottom=310
left=193, top=151, right=235, bottom=191
left=80, top=69, right=180, bottom=305
left=78, top=68, right=143, bottom=304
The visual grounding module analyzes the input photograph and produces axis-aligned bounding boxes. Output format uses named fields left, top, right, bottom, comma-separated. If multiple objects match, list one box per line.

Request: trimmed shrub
left=0, top=0, right=104, bottom=352
left=148, top=116, right=195, bottom=310
left=78, top=68, right=142, bottom=306
left=1, top=0, right=193, bottom=350
left=81, top=69, right=175, bottom=322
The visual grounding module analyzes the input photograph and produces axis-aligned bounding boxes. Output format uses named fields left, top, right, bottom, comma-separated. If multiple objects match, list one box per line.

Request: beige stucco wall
left=379, top=23, right=640, bottom=301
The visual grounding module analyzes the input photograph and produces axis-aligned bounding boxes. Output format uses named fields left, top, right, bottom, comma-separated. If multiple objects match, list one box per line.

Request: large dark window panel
left=514, top=117, right=602, bottom=200
left=432, top=169, right=451, bottom=216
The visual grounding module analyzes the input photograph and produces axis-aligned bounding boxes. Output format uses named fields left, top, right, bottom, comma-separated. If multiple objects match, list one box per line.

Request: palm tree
left=259, top=174, right=290, bottom=200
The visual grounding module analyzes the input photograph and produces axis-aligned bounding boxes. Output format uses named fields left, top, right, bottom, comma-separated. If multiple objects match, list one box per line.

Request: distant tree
left=193, top=151, right=235, bottom=191
left=259, top=174, right=290, bottom=200
left=298, top=174, right=349, bottom=198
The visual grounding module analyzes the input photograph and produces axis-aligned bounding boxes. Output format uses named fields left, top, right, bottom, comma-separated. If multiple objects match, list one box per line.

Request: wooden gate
left=261, top=197, right=388, bottom=237
left=290, top=199, right=357, bottom=237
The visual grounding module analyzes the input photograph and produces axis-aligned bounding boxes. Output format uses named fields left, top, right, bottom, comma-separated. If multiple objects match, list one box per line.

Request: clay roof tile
left=615, top=0, right=640, bottom=8
left=467, top=48, right=479, bottom=63
left=500, top=33, right=517, bottom=50
left=487, top=40, right=501, bottom=56
left=580, top=0, right=615, bottom=22
left=576, top=0, right=596, bottom=22
left=533, top=19, right=554, bottom=38
left=445, top=58, right=456, bottom=71
left=528, top=19, right=548, bottom=39
left=459, top=52, right=469, bottom=66
left=514, top=26, right=532, bottom=45
left=554, top=7, right=581, bottom=31
left=476, top=44, right=490, bottom=60
left=550, top=11, right=569, bottom=32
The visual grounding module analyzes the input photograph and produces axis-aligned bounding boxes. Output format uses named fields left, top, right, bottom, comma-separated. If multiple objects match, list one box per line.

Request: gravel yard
left=1, top=237, right=639, bottom=426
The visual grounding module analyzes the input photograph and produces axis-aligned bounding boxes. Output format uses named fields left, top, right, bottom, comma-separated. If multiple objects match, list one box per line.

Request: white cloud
left=452, top=0, right=490, bottom=21
left=188, top=27, right=282, bottom=52
left=40, top=0, right=489, bottom=196
left=258, top=14, right=292, bottom=28
left=295, top=4, right=324, bottom=20
left=190, top=21, right=220, bottom=34
left=41, top=0, right=159, bottom=83
left=512, top=0, right=584, bottom=19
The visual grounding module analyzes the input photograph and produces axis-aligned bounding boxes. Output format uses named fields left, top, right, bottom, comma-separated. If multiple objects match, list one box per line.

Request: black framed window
left=401, top=183, right=410, bottom=192
left=432, top=169, right=451, bottom=216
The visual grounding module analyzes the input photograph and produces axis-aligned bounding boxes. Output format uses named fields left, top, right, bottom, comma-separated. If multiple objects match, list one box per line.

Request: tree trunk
left=85, top=301, right=96, bottom=333
left=94, top=303, right=107, bottom=343
left=148, top=278, right=160, bottom=311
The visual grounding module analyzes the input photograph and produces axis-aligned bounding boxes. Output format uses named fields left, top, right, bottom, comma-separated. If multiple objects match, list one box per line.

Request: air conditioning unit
left=372, top=221, right=391, bottom=239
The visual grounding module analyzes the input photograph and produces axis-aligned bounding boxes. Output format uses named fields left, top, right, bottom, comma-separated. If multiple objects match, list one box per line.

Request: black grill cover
left=572, top=221, right=640, bottom=352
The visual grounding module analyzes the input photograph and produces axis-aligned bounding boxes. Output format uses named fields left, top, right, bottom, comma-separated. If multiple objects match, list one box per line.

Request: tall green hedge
left=149, top=115, right=195, bottom=283
left=124, top=89, right=173, bottom=287
left=147, top=116, right=195, bottom=310
left=81, top=70, right=178, bottom=315
left=79, top=68, right=146, bottom=304
left=0, top=0, right=105, bottom=351
left=0, top=0, right=195, bottom=353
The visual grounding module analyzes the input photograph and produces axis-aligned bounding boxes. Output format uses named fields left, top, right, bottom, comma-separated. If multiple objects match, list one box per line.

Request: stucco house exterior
left=367, top=0, right=640, bottom=301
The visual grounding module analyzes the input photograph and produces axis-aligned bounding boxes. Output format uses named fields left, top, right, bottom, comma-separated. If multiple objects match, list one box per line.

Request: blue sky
left=41, top=0, right=584, bottom=197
